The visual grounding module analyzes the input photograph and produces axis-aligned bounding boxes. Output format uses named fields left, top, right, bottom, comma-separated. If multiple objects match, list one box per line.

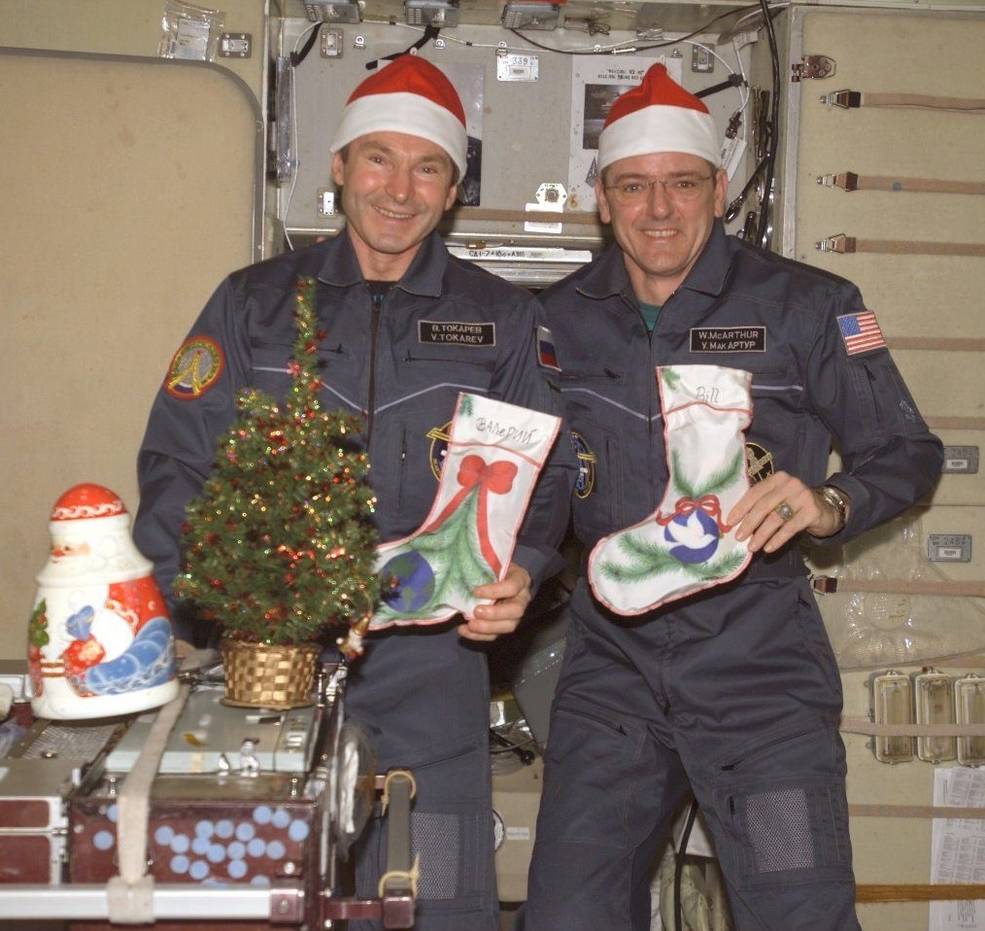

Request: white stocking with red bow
left=369, top=392, right=561, bottom=631
left=588, top=365, right=753, bottom=615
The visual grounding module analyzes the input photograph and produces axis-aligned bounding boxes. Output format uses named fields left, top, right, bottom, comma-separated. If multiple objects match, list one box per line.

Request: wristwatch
left=816, top=485, right=851, bottom=533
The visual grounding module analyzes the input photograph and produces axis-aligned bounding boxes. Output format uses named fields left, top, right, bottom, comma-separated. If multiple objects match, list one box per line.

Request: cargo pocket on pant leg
left=711, top=727, right=853, bottom=891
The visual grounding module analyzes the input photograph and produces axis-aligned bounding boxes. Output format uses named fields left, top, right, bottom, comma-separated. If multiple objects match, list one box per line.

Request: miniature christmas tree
left=176, top=278, right=379, bottom=652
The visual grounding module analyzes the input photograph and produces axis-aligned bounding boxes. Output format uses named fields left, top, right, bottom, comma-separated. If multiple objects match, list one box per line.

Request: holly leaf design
left=660, top=369, right=681, bottom=392
left=597, top=532, right=747, bottom=584
left=373, top=490, right=495, bottom=623
left=672, top=448, right=743, bottom=500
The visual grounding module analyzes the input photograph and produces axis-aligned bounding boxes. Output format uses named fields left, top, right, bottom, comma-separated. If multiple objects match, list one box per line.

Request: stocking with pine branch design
left=370, top=392, right=560, bottom=630
left=589, top=365, right=753, bottom=615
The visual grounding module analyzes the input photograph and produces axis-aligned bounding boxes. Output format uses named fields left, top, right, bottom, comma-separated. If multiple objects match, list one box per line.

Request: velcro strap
left=822, top=89, right=985, bottom=111
left=815, top=233, right=985, bottom=257
left=813, top=576, right=985, bottom=598
left=819, top=172, right=985, bottom=196
left=106, top=874, right=155, bottom=925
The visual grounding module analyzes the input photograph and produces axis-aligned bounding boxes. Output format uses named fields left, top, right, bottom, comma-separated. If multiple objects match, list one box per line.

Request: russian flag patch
left=837, top=311, right=886, bottom=356
left=537, top=325, right=561, bottom=372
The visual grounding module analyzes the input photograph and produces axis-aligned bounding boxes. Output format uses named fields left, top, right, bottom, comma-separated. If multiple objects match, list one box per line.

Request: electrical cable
left=674, top=799, right=699, bottom=931
left=695, top=72, right=745, bottom=100
left=731, top=37, right=751, bottom=143
left=725, top=155, right=769, bottom=222
left=280, top=20, right=321, bottom=253
left=290, top=21, right=321, bottom=67
left=508, top=3, right=762, bottom=56
left=365, top=23, right=441, bottom=69
left=755, top=0, right=781, bottom=249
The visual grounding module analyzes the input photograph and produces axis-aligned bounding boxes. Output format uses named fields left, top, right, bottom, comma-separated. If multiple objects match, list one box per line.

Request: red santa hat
left=598, top=63, right=721, bottom=172
left=329, top=54, right=468, bottom=179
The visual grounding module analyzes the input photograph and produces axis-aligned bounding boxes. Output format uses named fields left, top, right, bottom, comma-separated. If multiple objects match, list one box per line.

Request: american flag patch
left=537, top=325, right=561, bottom=372
left=837, top=311, right=886, bottom=355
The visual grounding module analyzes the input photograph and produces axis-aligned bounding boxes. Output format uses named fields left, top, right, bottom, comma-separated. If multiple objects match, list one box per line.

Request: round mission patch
left=427, top=421, right=453, bottom=481
left=744, top=441, right=775, bottom=484
left=571, top=431, right=597, bottom=500
left=165, top=336, right=225, bottom=400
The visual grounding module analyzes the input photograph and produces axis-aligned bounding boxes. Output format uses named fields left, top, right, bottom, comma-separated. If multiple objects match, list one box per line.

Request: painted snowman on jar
left=29, top=483, right=178, bottom=719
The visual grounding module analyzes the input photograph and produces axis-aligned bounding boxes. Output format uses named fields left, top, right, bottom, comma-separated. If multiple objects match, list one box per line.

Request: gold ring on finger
left=774, top=501, right=794, bottom=522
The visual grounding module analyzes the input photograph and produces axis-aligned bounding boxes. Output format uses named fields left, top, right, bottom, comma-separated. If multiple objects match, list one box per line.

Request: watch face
left=492, top=809, right=505, bottom=851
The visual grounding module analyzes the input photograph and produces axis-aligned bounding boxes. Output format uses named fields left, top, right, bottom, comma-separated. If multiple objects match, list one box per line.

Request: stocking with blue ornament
left=369, top=392, right=560, bottom=631
left=588, top=364, right=754, bottom=615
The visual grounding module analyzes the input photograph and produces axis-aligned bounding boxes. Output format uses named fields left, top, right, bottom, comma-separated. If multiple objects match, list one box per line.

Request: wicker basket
left=220, top=638, right=320, bottom=709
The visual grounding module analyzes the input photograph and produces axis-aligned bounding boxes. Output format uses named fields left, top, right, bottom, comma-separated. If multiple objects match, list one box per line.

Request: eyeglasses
left=603, top=175, right=713, bottom=204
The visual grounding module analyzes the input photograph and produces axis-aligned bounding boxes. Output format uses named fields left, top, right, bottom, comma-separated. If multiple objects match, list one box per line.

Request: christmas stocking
left=589, top=365, right=754, bottom=615
left=369, top=393, right=561, bottom=631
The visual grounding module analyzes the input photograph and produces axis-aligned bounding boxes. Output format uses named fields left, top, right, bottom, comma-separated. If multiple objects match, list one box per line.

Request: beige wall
left=0, top=0, right=266, bottom=92
left=1, top=51, right=259, bottom=659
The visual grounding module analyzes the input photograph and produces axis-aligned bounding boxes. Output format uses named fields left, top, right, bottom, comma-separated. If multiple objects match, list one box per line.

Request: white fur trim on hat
left=598, top=104, right=720, bottom=172
left=330, top=92, right=468, bottom=179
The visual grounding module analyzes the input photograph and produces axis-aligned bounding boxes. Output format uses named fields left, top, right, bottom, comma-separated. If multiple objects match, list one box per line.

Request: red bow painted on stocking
left=656, top=495, right=732, bottom=533
left=424, top=454, right=518, bottom=577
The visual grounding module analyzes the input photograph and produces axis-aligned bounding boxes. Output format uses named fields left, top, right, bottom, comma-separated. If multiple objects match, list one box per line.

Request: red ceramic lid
left=50, top=483, right=127, bottom=521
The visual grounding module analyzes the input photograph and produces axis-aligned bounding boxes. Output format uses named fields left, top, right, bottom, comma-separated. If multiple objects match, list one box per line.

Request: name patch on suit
left=419, top=320, right=496, bottom=347
left=689, top=326, right=766, bottom=353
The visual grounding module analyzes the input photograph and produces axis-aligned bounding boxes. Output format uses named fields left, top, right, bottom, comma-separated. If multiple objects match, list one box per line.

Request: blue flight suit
left=134, top=229, right=574, bottom=931
left=523, top=222, right=943, bottom=931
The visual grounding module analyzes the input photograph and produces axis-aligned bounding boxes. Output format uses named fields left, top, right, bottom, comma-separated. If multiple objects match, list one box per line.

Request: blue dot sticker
left=189, top=860, right=209, bottom=881
left=247, top=838, right=266, bottom=858
left=252, top=806, right=273, bottom=825
left=93, top=830, right=115, bottom=851
left=288, top=820, right=310, bottom=842
left=271, top=808, right=291, bottom=829
left=154, top=825, right=174, bottom=846
left=215, top=819, right=234, bottom=839
left=227, top=859, right=247, bottom=880
left=235, top=822, right=256, bottom=842
left=170, top=855, right=189, bottom=875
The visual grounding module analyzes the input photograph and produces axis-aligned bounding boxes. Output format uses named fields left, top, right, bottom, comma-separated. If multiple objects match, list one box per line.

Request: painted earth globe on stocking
left=380, top=551, right=436, bottom=613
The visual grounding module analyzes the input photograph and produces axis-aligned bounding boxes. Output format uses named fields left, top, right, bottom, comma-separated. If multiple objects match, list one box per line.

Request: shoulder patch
left=837, top=311, right=886, bottom=355
left=426, top=420, right=453, bottom=481
left=571, top=431, right=596, bottom=499
left=744, top=442, right=775, bottom=484
left=165, top=336, right=225, bottom=400
left=536, top=325, right=561, bottom=372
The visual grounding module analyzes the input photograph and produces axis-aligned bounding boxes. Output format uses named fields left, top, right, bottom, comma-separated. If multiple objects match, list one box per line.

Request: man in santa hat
left=521, top=63, right=942, bottom=930
left=135, top=54, right=573, bottom=930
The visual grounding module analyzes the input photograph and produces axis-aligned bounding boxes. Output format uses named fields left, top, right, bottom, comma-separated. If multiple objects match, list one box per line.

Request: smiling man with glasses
left=520, top=63, right=942, bottom=931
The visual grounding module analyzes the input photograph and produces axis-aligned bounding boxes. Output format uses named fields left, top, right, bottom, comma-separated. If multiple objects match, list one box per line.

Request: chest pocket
left=560, top=371, right=628, bottom=541
left=249, top=338, right=355, bottom=407
left=399, top=351, right=496, bottom=394
left=379, top=352, right=496, bottom=537
left=745, top=363, right=804, bottom=479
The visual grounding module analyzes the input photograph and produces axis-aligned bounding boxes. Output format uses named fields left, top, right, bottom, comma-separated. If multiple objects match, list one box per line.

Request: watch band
left=817, top=485, right=850, bottom=532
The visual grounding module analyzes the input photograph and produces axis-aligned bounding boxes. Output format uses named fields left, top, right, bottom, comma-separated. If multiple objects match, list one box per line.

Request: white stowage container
left=28, top=483, right=178, bottom=720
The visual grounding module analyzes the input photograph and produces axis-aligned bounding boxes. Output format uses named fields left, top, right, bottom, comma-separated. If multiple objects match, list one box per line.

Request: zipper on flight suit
left=366, top=290, right=383, bottom=442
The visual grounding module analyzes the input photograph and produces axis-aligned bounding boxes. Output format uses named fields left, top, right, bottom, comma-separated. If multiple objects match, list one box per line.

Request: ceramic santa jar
left=28, top=483, right=179, bottom=719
